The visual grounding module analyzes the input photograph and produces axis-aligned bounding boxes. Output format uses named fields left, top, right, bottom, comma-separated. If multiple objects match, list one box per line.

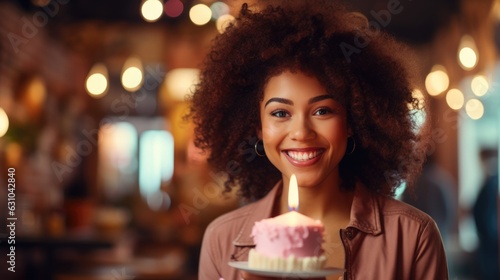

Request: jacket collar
left=232, top=180, right=382, bottom=247
left=348, top=183, right=382, bottom=235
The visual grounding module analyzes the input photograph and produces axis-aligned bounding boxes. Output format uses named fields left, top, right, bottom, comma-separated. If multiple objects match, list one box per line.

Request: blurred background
left=0, top=0, right=498, bottom=279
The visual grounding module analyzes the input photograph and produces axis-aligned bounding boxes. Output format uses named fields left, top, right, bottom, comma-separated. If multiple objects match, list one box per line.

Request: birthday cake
left=248, top=211, right=327, bottom=271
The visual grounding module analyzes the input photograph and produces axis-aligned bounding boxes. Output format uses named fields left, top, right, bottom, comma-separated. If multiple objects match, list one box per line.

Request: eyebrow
left=264, top=94, right=334, bottom=107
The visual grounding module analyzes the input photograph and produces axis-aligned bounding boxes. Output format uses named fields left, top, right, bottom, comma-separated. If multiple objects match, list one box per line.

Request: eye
left=314, top=108, right=333, bottom=116
left=271, top=110, right=290, bottom=118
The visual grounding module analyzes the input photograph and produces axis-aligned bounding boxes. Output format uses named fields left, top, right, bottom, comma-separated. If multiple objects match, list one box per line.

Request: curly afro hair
left=188, top=0, right=429, bottom=201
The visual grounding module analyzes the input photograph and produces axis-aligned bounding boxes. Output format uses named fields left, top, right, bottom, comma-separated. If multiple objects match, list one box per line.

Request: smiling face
left=259, top=70, right=349, bottom=189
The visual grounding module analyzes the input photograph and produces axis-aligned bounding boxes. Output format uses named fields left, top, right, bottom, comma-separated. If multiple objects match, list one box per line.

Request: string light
left=141, top=0, right=164, bottom=22
left=86, top=63, right=109, bottom=98
left=121, top=56, right=144, bottom=92
left=465, top=99, right=484, bottom=120
left=470, top=75, right=489, bottom=97
left=458, top=35, right=478, bottom=70
left=425, top=65, right=449, bottom=96
left=445, top=88, right=465, bottom=110
left=189, top=4, right=212, bottom=26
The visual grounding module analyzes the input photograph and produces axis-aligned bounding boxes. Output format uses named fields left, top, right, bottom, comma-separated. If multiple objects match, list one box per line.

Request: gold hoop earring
left=254, top=139, right=266, bottom=157
left=346, top=137, right=356, bottom=155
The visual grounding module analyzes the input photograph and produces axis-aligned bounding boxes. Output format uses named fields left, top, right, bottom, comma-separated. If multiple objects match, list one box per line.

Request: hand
left=240, top=271, right=326, bottom=280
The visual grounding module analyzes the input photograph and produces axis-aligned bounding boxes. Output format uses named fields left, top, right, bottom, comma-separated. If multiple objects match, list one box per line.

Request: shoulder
left=375, top=195, right=445, bottom=257
left=200, top=200, right=262, bottom=271
left=376, top=194, right=436, bottom=228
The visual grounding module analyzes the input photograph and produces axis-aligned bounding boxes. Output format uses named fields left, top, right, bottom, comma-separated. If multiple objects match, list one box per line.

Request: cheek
left=262, top=127, right=281, bottom=148
left=323, top=121, right=349, bottom=143
left=261, top=119, right=284, bottom=140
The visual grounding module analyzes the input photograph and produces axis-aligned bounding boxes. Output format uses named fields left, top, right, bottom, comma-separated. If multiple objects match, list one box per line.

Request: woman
left=189, top=0, right=448, bottom=279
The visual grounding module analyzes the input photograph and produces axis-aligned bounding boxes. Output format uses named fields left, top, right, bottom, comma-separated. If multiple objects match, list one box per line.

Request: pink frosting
left=251, top=212, right=325, bottom=258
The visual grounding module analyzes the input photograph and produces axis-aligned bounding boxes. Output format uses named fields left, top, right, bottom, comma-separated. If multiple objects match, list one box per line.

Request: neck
left=278, top=172, right=354, bottom=222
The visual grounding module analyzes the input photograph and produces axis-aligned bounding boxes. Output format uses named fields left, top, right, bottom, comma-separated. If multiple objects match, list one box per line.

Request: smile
left=284, top=149, right=324, bottom=162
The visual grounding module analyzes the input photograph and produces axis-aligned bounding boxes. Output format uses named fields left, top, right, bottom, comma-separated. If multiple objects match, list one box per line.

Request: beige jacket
left=199, top=182, right=449, bottom=280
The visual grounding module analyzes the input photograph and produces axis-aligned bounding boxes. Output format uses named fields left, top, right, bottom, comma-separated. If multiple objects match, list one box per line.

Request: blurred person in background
left=401, top=159, right=456, bottom=244
left=473, top=149, right=499, bottom=280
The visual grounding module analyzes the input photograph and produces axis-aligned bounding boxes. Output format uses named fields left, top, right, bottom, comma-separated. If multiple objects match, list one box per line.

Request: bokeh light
left=0, top=107, right=9, bottom=138
left=458, top=35, right=478, bottom=70
left=164, top=0, right=183, bottom=18
left=189, top=4, right=212, bottom=26
left=210, top=2, right=230, bottom=20
left=465, top=99, right=484, bottom=120
left=408, top=89, right=427, bottom=133
left=459, top=48, right=478, bottom=70
left=216, top=14, right=235, bottom=33
left=408, top=88, right=425, bottom=111
left=163, top=68, right=200, bottom=101
left=445, top=88, right=465, bottom=110
left=425, top=65, right=449, bottom=96
left=121, top=57, right=144, bottom=92
left=471, top=75, right=489, bottom=97
left=86, top=63, right=109, bottom=97
left=141, top=0, right=164, bottom=22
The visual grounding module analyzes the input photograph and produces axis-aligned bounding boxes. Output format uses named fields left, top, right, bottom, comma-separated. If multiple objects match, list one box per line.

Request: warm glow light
left=465, top=99, right=484, bottom=120
left=446, top=88, right=465, bottom=110
left=86, top=63, right=108, bottom=97
left=0, top=107, right=9, bottom=138
left=471, top=75, right=489, bottom=97
left=141, top=0, right=164, bottom=22
left=425, top=65, right=449, bottom=96
left=216, top=14, right=235, bottom=33
left=288, top=174, right=299, bottom=211
left=408, top=89, right=427, bottom=133
left=163, top=68, right=200, bottom=101
left=458, top=35, right=478, bottom=70
left=121, top=57, right=144, bottom=92
left=189, top=4, right=212, bottom=26
left=408, top=88, right=425, bottom=111
left=122, top=67, right=142, bottom=91
left=459, top=48, right=478, bottom=69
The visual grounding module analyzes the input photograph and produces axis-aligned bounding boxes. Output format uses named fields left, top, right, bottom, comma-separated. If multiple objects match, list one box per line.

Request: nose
left=289, top=115, right=316, bottom=141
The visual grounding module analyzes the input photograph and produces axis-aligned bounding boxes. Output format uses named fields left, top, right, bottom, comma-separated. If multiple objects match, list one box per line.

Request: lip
left=282, top=148, right=325, bottom=167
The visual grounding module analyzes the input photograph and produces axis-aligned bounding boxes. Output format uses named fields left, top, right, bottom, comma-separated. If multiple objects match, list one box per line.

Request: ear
left=256, top=127, right=263, bottom=139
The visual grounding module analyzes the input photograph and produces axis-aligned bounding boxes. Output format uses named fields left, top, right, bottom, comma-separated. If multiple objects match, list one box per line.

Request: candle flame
left=288, top=174, right=299, bottom=211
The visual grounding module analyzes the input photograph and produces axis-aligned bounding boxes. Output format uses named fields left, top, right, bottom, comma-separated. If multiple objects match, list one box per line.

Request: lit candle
left=288, top=174, right=299, bottom=211
left=271, top=174, right=320, bottom=226
left=249, top=173, right=326, bottom=264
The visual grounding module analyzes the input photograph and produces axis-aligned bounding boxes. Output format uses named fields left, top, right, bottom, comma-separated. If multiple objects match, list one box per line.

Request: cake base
left=248, top=249, right=327, bottom=271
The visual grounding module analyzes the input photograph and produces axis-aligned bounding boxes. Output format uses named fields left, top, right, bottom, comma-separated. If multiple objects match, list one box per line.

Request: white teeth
left=287, top=150, right=321, bottom=161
